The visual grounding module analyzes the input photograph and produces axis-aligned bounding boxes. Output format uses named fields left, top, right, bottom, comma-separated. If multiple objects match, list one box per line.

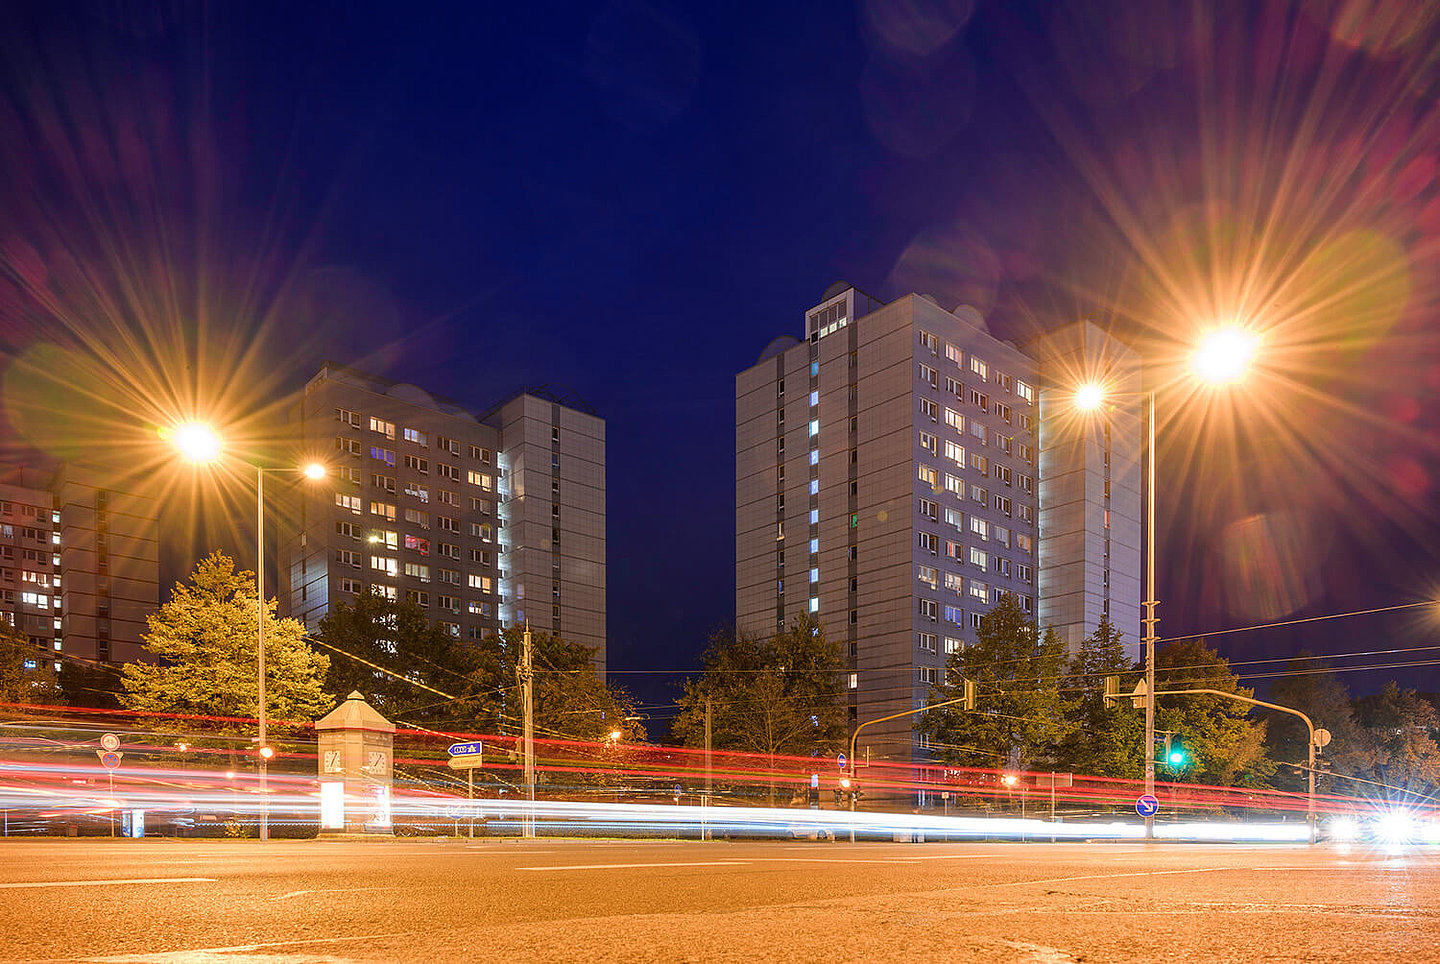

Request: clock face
left=323, top=750, right=342, bottom=773
left=366, top=751, right=388, bottom=777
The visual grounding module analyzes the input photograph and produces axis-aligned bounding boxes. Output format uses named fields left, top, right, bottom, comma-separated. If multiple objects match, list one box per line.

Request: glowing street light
left=1073, top=383, right=1106, bottom=411
left=1192, top=327, right=1258, bottom=384
left=303, top=462, right=327, bottom=480
left=608, top=729, right=623, bottom=742
left=172, top=422, right=222, bottom=463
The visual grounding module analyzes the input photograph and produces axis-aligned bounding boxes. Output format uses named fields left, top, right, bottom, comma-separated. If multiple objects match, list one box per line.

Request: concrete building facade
left=737, top=285, right=1140, bottom=765
left=0, top=463, right=159, bottom=668
left=279, top=364, right=606, bottom=672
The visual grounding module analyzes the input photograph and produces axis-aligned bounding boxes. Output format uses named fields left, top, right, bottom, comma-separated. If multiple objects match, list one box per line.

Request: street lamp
left=169, top=424, right=326, bottom=841
left=1072, top=324, right=1256, bottom=839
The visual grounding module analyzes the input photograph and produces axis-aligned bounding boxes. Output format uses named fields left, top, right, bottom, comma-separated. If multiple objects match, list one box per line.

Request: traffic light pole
left=1143, top=391, right=1157, bottom=841
left=1153, top=688, right=1318, bottom=843
left=846, top=686, right=975, bottom=841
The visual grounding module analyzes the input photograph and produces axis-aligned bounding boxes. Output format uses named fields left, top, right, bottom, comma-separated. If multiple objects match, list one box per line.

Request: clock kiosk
left=316, top=691, right=396, bottom=834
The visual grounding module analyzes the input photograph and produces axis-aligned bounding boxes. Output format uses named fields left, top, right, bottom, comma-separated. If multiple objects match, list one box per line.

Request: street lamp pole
left=256, top=465, right=269, bottom=843
left=1143, top=390, right=1157, bottom=840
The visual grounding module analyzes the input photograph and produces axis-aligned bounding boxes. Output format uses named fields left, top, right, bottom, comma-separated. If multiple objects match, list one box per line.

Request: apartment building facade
left=279, top=364, right=606, bottom=673
left=0, top=463, right=159, bottom=668
left=736, top=284, right=1140, bottom=764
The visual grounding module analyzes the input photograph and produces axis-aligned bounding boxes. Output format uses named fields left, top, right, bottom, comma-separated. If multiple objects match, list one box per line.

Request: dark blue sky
left=2, top=0, right=1439, bottom=715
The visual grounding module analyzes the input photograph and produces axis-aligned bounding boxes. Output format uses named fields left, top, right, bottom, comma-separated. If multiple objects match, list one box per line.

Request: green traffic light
left=1168, top=750, right=1184, bottom=765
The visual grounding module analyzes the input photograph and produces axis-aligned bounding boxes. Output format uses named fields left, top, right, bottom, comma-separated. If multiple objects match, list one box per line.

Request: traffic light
left=962, top=678, right=976, bottom=711
left=1162, top=734, right=1186, bottom=768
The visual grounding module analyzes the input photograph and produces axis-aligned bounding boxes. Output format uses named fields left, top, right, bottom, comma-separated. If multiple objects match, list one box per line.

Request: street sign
left=1136, top=793, right=1159, bottom=817
left=1313, top=728, right=1332, bottom=748
left=447, top=755, right=486, bottom=770
left=100, top=733, right=120, bottom=752
left=448, top=741, right=484, bottom=756
left=836, top=752, right=847, bottom=770
left=98, top=750, right=123, bottom=769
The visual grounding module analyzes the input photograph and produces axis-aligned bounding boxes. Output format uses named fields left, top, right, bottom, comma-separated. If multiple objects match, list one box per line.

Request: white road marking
left=90, top=930, right=419, bottom=962
left=517, top=860, right=750, bottom=871
left=993, top=867, right=1231, bottom=888
left=0, top=876, right=215, bottom=890
left=901, top=853, right=996, bottom=861
left=272, top=886, right=397, bottom=901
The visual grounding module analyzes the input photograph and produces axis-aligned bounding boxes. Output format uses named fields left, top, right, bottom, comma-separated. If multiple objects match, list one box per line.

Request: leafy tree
left=120, top=552, right=331, bottom=731
left=1152, top=638, right=1274, bottom=787
left=1266, top=655, right=1368, bottom=794
left=1354, top=682, right=1440, bottom=801
left=1056, top=616, right=1143, bottom=778
left=466, top=627, right=645, bottom=744
left=919, top=593, right=1073, bottom=770
left=0, top=619, right=60, bottom=705
left=317, top=590, right=493, bottom=725
left=672, top=615, right=846, bottom=759
left=57, top=661, right=122, bottom=709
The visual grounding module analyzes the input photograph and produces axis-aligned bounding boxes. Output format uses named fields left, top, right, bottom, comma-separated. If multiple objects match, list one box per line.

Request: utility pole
left=1142, top=390, right=1157, bottom=842
left=704, top=697, right=713, bottom=796
left=520, top=624, right=535, bottom=839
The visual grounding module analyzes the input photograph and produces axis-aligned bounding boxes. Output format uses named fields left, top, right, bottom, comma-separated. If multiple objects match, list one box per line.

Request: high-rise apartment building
left=0, top=463, right=159, bottom=667
left=736, top=284, right=1139, bottom=764
left=279, top=364, right=606, bottom=672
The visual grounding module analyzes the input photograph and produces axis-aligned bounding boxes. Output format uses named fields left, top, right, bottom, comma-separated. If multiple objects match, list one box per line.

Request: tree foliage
left=1354, top=682, right=1440, bottom=800
left=120, top=552, right=331, bottom=731
left=317, top=590, right=492, bottom=725
left=1153, top=638, right=1274, bottom=787
left=462, top=627, right=645, bottom=743
left=672, top=615, right=846, bottom=758
left=1266, top=655, right=1368, bottom=794
left=0, top=619, right=60, bottom=706
left=1056, top=617, right=1143, bottom=778
left=919, top=593, right=1073, bottom=770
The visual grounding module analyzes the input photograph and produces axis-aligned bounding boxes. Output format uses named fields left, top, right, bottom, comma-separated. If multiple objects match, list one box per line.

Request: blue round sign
left=837, top=752, right=847, bottom=770
left=1136, top=793, right=1159, bottom=817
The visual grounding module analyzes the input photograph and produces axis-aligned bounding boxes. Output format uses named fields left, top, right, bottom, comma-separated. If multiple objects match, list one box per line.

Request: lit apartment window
left=848, top=673, right=858, bottom=689
left=1016, top=381, right=1035, bottom=404
left=969, top=357, right=987, bottom=381
left=373, top=584, right=398, bottom=600
left=944, top=636, right=962, bottom=654
left=403, top=562, right=430, bottom=582
left=970, top=546, right=988, bottom=570
left=917, top=565, right=938, bottom=589
left=945, top=474, right=963, bottom=498
left=918, top=431, right=937, bottom=456
left=370, top=446, right=395, bottom=466
left=918, top=464, right=938, bottom=487
left=369, top=501, right=397, bottom=521
left=335, top=493, right=361, bottom=514
left=370, top=556, right=398, bottom=577
left=369, top=417, right=395, bottom=440
left=945, top=569, right=963, bottom=592
left=371, top=529, right=398, bottom=549
left=808, top=597, right=818, bottom=613
left=968, top=581, right=989, bottom=603
left=403, top=428, right=428, bottom=446
left=970, top=517, right=988, bottom=540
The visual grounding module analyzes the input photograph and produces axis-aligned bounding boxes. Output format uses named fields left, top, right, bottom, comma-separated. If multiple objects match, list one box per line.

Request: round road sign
left=1136, top=793, right=1159, bottom=817
left=1313, top=728, right=1332, bottom=748
left=100, top=751, right=122, bottom=769
left=100, top=733, right=120, bottom=752
left=837, top=752, right=847, bottom=770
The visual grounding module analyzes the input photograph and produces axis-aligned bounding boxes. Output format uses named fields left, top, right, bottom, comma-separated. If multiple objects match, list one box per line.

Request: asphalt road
left=0, top=838, right=1435, bottom=963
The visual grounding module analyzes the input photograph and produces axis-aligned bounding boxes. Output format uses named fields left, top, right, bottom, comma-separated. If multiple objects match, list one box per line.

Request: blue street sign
left=836, top=752, right=847, bottom=770
left=448, top=742, right=484, bottom=757
left=1136, top=794, right=1160, bottom=817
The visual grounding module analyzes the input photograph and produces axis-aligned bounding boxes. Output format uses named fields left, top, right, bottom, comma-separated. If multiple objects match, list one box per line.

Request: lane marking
left=89, top=930, right=421, bottom=961
left=0, top=876, right=215, bottom=890
left=273, top=886, right=397, bottom=901
left=993, top=867, right=1231, bottom=888
left=517, top=860, right=749, bottom=871
left=901, top=853, right=995, bottom=861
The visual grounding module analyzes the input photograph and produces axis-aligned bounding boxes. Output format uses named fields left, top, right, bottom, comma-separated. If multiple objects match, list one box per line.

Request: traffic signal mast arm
left=1151, top=686, right=1319, bottom=843
left=847, top=680, right=975, bottom=786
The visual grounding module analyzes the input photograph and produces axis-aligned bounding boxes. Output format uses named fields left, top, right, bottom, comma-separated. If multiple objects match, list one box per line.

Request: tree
left=1152, top=638, right=1275, bottom=787
left=464, top=627, right=645, bottom=744
left=120, top=552, right=331, bottom=731
left=0, top=620, right=60, bottom=705
left=1266, top=655, right=1368, bottom=794
left=1354, top=682, right=1440, bottom=801
left=317, top=590, right=494, bottom=726
left=1056, top=616, right=1143, bottom=778
left=919, top=594, right=1073, bottom=770
left=672, top=615, right=846, bottom=760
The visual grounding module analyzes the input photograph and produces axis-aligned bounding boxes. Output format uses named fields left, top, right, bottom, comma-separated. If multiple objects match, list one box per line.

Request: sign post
left=1136, top=794, right=1160, bottom=820
left=447, top=742, right=483, bottom=838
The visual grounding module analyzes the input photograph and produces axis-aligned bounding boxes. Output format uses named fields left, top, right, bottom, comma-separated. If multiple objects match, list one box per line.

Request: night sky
left=1, top=1, right=1438, bottom=720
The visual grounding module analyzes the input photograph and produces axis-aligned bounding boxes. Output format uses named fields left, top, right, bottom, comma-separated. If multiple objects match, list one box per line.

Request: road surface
left=0, top=838, right=1434, bottom=962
